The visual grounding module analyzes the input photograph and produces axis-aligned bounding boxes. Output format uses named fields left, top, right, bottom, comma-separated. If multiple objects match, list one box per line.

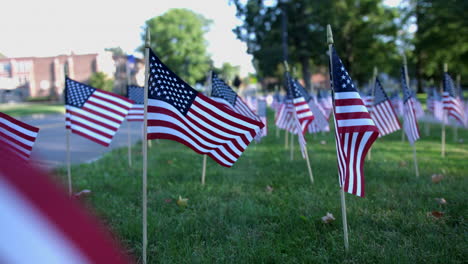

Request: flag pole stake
left=201, top=155, right=207, bottom=185
left=304, top=148, right=314, bottom=184
left=328, top=24, right=349, bottom=252
left=441, top=63, right=447, bottom=157
left=368, top=66, right=378, bottom=161
left=290, top=132, right=294, bottom=160
left=412, top=144, right=419, bottom=177
left=201, top=70, right=212, bottom=185
left=454, top=74, right=460, bottom=142
left=142, top=28, right=151, bottom=264
left=64, top=63, right=72, bottom=196
left=126, top=66, right=132, bottom=168
left=285, top=128, right=289, bottom=149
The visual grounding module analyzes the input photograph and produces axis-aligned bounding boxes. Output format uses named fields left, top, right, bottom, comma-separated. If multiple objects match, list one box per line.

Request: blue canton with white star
left=331, top=47, right=357, bottom=93
left=148, top=49, right=197, bottom=115
left=373, top=78, right=389, bottom=105
left=401, top=67, right=413, bottom=103
left=127, top=85, right=144, bottom=104
left=65, top=77, right=95, bottom=108
left=211, top=73, right=238, bottom=106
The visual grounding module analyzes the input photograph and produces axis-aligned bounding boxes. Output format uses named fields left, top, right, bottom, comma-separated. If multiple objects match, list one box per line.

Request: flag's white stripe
left=94, top=90, right=133, bottom=108
left=84, top=101, right=127, bottom=122
left=69, top=115, right=115, bottom=136
left=371, top=111, right=386, bottom=135
left=196, top=96, right=260, bottom=130
left=147, top=113, right=240, bottom=159
left=374, top=105, right=392, bottom=135
left=335, top=92, right=361, bottom=100
left=0, top=118, right=38, bottom=138
left=346, top=133, right=357, bottom=194
left=354, top=131, right=372, bottom=196
left=67, top=106, right=120, bottom=128
left=0, top=137, right=30, bottom=156
left=0, top=126, right=35, bottom=147
left=335, top=105, right=368, bottom=114
left=148, top=99, right=246, bottom=152
left=338, top=118, right=375, bottom=127
left=0, top=177, right=91, bottom=264
left=382, top=102, right=399, bottom=132
left=70, top=125, right=112, bottom=144
left=128, top=110, right=144, bottom=114
left=88, top=96, right=130, bottom=115
left=147, top=126, right=234, bottom=166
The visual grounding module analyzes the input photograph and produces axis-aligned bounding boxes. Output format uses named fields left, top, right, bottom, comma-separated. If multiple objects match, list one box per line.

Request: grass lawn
left=0, top=102, right=64, bottom=116
left=56, top=110, right=467, bottom=263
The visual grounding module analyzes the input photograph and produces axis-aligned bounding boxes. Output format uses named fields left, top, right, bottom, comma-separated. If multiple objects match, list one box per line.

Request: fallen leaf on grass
left=265, top=185, right=274, bottom=193
left=321, top=212, right=335, bottom=224
left=427, top=211, right=444, bottom=219
left=167, top=160, right=173, bottom=164
left=74, top=189, right=91, bottom=198
left=435, top=198, right=447, bottom=205
left=431, top=174, right=444, bottom=183
left=320, top=140, right=326, bottom=145
left=176, top=195, right=188, bottom=207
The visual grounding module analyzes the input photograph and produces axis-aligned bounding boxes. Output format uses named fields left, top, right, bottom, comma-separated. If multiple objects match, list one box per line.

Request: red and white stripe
left=443, top=92, right=466, bottom=127
left=333, top=91, right=379, bottom=197
left=363, top=96, right=374, bottom=112
left=147, top=94, right=264, bottom=167
left=307, top=97, right=329, bottom=133
left=293, top=97, right=314, bottom=134
left=66, top=90, right=133, bottom=147
left=212, top=96, right=261, bottom=123
left=0, top=145, right=131, bottom=264
left=370, top=100, right=401, bottom=137
left=0, top=112, right=39, bottom=159
left=275, top=103, right=295, bottom=132
left=403, top=97, right=420, bottom=145
left=126, top=104, right=144, bottom=122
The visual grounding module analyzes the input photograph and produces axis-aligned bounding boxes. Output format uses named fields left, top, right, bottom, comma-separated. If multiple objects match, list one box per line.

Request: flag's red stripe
left=67, top=110, right=117, bottom=132
left=0, top=121, right=37, bottom=142
left=80, top=106, right=121, bottom=124
left=335, top=112, right=372, bottom=120
left=71, top=129, right=110, bottom=147
left=0, top=112, right=40, bottom=132
left=86, top=100, right=127, bottom=119
left=334, top=99, right=365, bottom=106
left=0, top=131, right=33, bottom=153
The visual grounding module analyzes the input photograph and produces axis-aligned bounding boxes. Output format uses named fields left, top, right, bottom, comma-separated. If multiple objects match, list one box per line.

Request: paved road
left=19, top=114, right=143, bottom=170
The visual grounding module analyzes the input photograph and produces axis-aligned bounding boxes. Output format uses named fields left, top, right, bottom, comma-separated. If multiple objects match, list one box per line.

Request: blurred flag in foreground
left=146, top=49, right=264, bottom=167
left=65, top=78, right=133, bottom=147
left=0, top=112, right=39, bottom=159
left=0, top=144, right=131, bottom=264
left=330, top=47, right=379, bottom=197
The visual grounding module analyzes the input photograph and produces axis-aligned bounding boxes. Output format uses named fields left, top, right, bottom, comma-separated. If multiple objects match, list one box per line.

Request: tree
left=232, top=0, right=399, bottom=89
left=0, top=52, right=5, bottom=59
left=140, top=9, right=212, bottom=86
left=105, top=47, right=126, bottom=57
left=89, top=72, right=114, bottom=93
left=214, top=62, right=240, bottom=85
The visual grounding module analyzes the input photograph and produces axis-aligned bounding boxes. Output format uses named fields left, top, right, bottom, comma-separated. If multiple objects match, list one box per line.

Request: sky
left=0, top=0, right=255, bottom=76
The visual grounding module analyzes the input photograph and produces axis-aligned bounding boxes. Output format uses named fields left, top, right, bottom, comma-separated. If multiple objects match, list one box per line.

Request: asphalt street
left=19, top=114, right=143, bottom=170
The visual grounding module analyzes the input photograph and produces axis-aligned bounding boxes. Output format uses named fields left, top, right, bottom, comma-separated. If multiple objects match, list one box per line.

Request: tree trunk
left=301, top=57, right=312, bottom=93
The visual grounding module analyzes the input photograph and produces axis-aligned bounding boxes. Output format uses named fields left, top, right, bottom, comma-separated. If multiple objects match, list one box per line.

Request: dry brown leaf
left=427, top=211, right=444, bottom=219
left=320, top=140, right=326, bottom=145
left=176, top=195, right=188, bottom=207
left=399, top=161, right=408, bottom=167
left=431, top=174, right=444, bottom=183
left=321, top=212, right=335, bottom=224
left=435, top=198, right=447, bottom=205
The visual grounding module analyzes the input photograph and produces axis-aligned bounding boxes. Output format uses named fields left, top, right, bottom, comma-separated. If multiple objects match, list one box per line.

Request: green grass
left=57, top=111, right=467, bottom=263
left=0, top=102, right=64, bottom=116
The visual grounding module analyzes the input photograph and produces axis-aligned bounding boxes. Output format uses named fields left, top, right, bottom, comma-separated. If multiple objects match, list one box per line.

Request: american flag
left=275, top=100, right=295, bottom=132
left=330, top=47, right=379, bottom=197
left=317, top=90, right=333, bottom=119
left=210, top=72, right=261, bottom=123
left=401, top=67, right=420, bottom=145
left=146, top=49, right=264, bottom=167
left=370, top=78, right=401, bottom=137
left=390, top=92, right=404, bottom=116
left=126, top=85, right=144, bottom=122
left=0, top=112, right=39, bottom=159
left=65, top=78, right=134, bottom=147
left=285, top=72, right=314, bottom=135
left=0, top=144, right=131, bottom=264
left=443, top=73, right=466, bottom=127
left=363, top=95, right=374, bottom=113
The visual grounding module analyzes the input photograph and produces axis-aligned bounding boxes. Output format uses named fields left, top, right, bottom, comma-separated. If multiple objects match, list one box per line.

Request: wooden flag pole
left=304, top=149, right=314, bottom=184
left=64, top=63, right=72, bottom=195
left=403, top=55, right=419, bottom=177
left=290, top=132, right=294, bottom=160
left=142, top=28, right=150, bottom=264
left=441, top=63, right=447, bottom=157
left=368, top=66, right=378, bottom=161
left=328, top=24, right=349, bottom=252
left=285, top=127, right=289, bottom=149
left=201, top=71, right=212, bottom=185
left=454, top=74, right=460, bottom=142
left=126, top=62, right=132, bottom=167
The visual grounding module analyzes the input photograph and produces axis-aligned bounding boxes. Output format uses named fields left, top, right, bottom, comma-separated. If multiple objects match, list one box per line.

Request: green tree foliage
left=140, top=9, right=212, bottom=86
left=232, top=0, right=399, bottom=90
left=214, top=62, right=240, bottom=84
left=407, top=0, right=468, bottom=91
left=0, top=52, right=5, bottom=58
left=105, top=47, right=126, bottom=57
left=89, top=72, right=114, bottom=93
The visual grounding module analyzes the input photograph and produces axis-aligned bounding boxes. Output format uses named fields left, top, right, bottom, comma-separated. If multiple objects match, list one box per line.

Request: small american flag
left=401, top=67, right=420, bottom=145
left=363, top=95, right=374, bottom=113
left=285, top=73, right=314, bottom=135
left=146, top=49, right=264, bottom=167
left=443, top=73, right=466, bottom=127
left=126, top=85, right=144, bottom=122
left=257, top=98, right=268, bottom=137
left=211, top=73, right=261, bottom=123
left=370, top=78, right=401, bottom=137
left=317, top=90, right=333, bottom=119
left=330, top=47, right=379, bottom=197
left=275, top=100, right=295, bottom=132
left=65, top=78, right=134, bottom=147
left=0, top=112, right=39, bottom=159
